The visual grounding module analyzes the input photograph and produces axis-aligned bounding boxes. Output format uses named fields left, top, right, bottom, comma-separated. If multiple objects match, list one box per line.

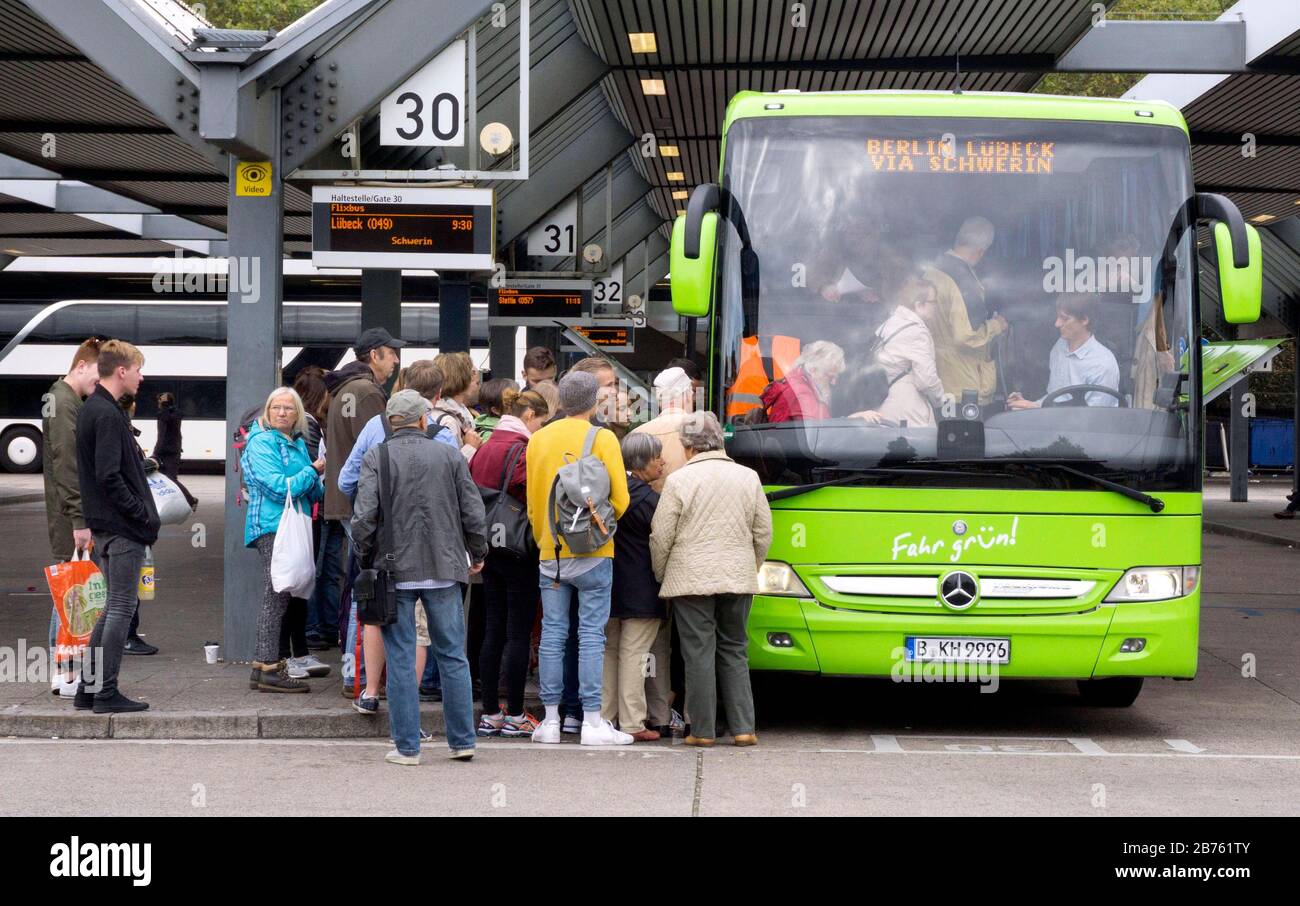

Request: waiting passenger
left=431, top=352, right=485, bottom=461
left=760, top=340, right=845, bottom=422
left=650, top=412, right=772, bottom=747
left=1007, top=294, right=1120, bottom=409
left=241, top=386, right=325, bottom=693
left=925, top=217, right=1008, bottom=406
left=852, top=275, right=946, bottom=428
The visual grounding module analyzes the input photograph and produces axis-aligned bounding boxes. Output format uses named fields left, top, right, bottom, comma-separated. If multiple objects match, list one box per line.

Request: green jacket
left=42, top=378, right=84, bottom=560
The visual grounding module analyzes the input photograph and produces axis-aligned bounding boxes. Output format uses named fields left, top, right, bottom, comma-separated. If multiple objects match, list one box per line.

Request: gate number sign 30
left=394, top=91, right=460, bottom=142
left=380, top=40, right=466, bottom=147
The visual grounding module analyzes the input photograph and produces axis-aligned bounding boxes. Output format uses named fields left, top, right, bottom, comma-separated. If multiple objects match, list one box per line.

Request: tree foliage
left=195, top=0, right=326, bottom=31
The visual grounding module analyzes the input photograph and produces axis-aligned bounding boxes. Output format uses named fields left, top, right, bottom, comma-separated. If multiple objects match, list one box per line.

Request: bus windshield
left=715, top=114, right=1198, bottom=493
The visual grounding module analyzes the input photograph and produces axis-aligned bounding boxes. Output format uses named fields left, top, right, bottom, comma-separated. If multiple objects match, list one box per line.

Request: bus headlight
left=757, top=561, right=811, bottom=597
left=1104, top=566, right=1199, bottom=603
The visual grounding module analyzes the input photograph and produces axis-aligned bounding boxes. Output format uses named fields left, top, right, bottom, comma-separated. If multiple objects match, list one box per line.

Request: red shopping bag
left=45, top=549, right=106, bottom=661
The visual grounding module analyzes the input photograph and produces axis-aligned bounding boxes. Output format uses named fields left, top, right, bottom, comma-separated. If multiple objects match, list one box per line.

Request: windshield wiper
left=765, top=467, right=1015, bottom=502
left=925, top=459, right=1165, bottom=513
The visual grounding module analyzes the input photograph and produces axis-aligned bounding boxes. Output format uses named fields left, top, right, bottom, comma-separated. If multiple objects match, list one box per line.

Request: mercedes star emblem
left=940, top=571, right=979, bottom=609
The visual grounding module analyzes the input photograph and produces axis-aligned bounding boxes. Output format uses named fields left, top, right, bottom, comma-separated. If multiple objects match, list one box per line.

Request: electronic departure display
left=311, top=186, right=494, bottom=270
left=488, top=280, right=593, bottom=326
left=561, top=323, right=635, bottom=353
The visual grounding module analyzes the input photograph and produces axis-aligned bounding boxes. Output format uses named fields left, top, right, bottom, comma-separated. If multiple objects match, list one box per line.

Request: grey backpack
left=547, top=425, right=618, bottom=567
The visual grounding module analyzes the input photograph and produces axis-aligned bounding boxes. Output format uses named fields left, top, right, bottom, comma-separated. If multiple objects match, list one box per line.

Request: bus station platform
left=0, top=475, right=543, bottom=741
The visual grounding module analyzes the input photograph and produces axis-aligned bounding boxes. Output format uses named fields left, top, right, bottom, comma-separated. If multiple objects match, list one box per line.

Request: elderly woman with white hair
left=650, top=411, right=772, bottom=746
left=760, top=339, right=845, bottom=422
left=240, top=386, right=325, bottom=693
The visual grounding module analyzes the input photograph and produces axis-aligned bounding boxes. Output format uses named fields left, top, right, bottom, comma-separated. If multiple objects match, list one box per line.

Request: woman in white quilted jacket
left=650, top=411, right=773, bottom=748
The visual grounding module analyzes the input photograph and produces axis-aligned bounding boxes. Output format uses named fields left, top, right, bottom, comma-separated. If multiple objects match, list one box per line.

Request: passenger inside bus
left=1006, top=293, right=1120, bottom=409
left=922, top=216, right=1008, bottom=411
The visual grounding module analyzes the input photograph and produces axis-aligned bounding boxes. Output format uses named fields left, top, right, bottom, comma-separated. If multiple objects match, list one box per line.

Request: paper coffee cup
left=204, top=644, right=219, bottom=664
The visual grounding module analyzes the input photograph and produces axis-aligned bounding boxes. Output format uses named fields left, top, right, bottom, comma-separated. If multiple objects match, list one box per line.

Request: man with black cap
left=324, top=327, right=405, bottom=524
left=323, top=328, right=404, bottom=683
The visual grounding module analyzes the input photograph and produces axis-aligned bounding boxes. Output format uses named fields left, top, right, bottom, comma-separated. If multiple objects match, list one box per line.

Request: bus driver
left=1006, top=294, right=1120, bottom=409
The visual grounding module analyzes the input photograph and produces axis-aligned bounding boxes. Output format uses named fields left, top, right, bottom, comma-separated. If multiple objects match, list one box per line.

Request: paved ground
left=2, top=473, right=1299, bottom=814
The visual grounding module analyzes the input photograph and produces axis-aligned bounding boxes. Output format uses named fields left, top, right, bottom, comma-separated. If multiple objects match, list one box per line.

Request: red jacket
left=761, top=367, right=830, bottom=422
left=469, top=421, right=529, bottom=502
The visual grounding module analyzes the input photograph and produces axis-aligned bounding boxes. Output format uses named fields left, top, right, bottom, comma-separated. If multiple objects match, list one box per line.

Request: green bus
left=670, top=91, right=1263, bottom=707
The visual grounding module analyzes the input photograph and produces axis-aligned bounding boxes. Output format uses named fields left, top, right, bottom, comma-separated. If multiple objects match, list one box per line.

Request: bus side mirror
left=671, top=201, right=718, bottom=318
left=1199, top=192, right=1261, bottom=325
left=1213, top=221, right=1262, bottom=324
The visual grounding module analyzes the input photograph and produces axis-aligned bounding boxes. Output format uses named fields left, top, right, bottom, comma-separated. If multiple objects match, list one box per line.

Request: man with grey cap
left=351, top=389, right=488, bottom=765
left=526, top=371, right=631, bottom=745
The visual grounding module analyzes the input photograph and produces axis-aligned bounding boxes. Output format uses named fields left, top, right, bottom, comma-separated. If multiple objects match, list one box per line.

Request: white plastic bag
left=270, top=490, right=315, bottom=598
left=148, top=473, right=191, bottom=525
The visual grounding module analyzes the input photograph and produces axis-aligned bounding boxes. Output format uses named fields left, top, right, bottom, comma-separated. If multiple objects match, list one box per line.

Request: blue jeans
left=538, top=558, right=613, bottom=712
left=383, top=586, right=475, bottom=756
left=307, top=519, right=344, bottom=640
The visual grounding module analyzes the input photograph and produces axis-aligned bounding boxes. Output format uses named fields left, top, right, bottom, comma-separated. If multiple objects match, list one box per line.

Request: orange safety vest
left=725, top=335, right=801, bottom=416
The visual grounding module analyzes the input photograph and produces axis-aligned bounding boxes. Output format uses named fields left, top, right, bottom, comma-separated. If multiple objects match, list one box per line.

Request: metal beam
left=278, top=0, right=496, bottom=172
left=1058, top=20, right=1245, bottom=74
left=606, top=201, right=665, bottom=271
left=497, top=112, right=635, bottom=247
left=577, top=162, right=651, bottom=252
left=23, top=0, right=225, bottom=168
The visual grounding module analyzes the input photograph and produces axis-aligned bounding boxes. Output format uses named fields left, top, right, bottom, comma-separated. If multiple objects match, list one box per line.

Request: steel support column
left=489, top=326, right=517, bottom=382
left=1229, top=377, right=1250, bottom=503
left=440, top=275, right=471, bottom=354
left=222, top=152, right=285, bottom=662
left=360, top=269, right=402, bottom=335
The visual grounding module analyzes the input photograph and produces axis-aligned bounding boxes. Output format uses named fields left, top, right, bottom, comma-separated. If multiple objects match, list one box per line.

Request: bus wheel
left=0, top=426, right=42, bottom=473
left=1077, top=677, right=1143, bottom=707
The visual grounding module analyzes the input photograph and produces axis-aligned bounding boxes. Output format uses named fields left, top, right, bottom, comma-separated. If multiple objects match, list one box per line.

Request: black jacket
left=155, top=405, right=182, bottom=457
left=612, top=475, right=665, bottom=620
left=76, top=385, right=160, bottom=546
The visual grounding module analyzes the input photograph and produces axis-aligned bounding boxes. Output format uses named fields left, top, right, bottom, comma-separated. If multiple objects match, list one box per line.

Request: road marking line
left=1066, top=737, right=1109, bottom=755
left=1165, top=739, right=1206, bottom=754
left=870, top=734, right=904, bottom=753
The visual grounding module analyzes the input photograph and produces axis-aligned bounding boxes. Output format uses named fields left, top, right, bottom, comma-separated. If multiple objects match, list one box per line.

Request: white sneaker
left=297, top=654, right=330, bottom=677
left=384, top=749, right=420, bottom=766
left=285, top=658, right=310, bottom=679
left=52, top=676, right=77, bottom=698
left=581, top=719, right=634, bottom=746
left=561, top=715, right=582, bottom=735
left=532, top=718, right=561, bottom=744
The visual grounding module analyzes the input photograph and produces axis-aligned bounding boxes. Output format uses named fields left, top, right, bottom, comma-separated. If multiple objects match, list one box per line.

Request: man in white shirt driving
left=1007, top=293, right=1120, bottom=409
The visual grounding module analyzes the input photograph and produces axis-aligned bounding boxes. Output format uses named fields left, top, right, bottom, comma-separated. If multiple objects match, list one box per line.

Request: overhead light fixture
left=666, top=171, right=685, bottom=181
left=671, top=190, right=689, bottom=200
left=659, top=144, right=680, bottom=157
left=628, top=33, right=657, bottom=54
left=1250, top=214, right=1276, bottom=223
left=640, top=78, right=666, bottom=95
left=676, top=209, right=687, bottom=216
left=3, top=248, right=23, bottom=255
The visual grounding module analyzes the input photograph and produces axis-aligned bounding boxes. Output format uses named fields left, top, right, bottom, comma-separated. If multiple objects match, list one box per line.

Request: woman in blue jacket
left=241, top=387, right=325, bottom=692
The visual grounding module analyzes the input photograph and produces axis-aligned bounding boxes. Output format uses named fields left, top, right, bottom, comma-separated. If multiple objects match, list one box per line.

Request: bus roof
left=722, top=90, right=1189, bottom=137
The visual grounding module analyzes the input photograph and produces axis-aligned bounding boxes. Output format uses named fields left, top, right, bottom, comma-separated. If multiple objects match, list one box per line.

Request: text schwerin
left=151, top=249, right=261, bottom=303
left=1042, top=250, right=1151, bottom=302
left=50, top=836, right=151, bottom=887
left=890, top=647, right=1001, bottom=693
left=890, top=517, right=1020, bottom=563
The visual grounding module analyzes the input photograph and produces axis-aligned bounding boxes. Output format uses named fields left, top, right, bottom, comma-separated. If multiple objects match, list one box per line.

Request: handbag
left=147, top=472, right=191, bottom=525
left=46, top=548, right=106, bottom=662
left=353, top=442, right=398, bottom=626
left=480, top=442, right=535, bottom=558
left=271, top=489, right=315, bottom=598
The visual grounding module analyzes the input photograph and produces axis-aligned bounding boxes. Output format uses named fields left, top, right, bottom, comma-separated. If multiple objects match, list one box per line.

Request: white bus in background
left=0, top=298, right=523, bottom=472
